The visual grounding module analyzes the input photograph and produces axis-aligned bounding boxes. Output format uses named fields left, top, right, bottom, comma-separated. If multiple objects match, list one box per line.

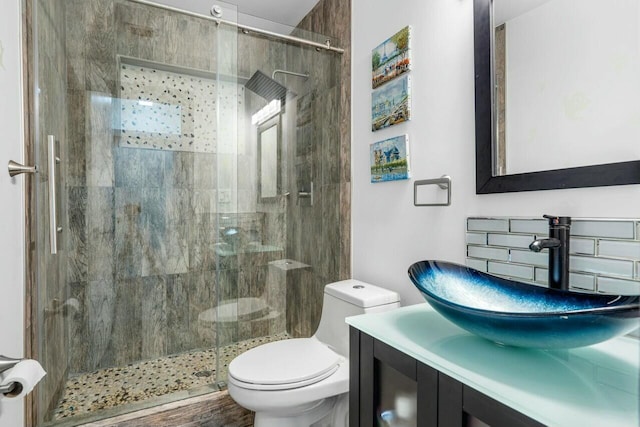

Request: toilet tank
left=313, top=279, right=400, bottom=357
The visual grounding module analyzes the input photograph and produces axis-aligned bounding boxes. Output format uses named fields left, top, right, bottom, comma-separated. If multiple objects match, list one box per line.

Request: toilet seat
left=228, top=338, right=341, bottom=391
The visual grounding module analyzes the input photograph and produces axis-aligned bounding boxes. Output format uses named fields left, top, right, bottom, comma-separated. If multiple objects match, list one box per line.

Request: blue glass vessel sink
left=408, top=260, right=640, bottom=349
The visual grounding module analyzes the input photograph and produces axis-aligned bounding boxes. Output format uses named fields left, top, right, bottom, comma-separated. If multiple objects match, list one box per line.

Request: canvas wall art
left=371, top=73, right=411, bottom=131
left=370, top=134, right=410, bottom=183
left=372, top=26, right=411, bottom=89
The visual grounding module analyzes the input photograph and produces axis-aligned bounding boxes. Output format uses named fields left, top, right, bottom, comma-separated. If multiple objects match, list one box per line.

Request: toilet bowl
left=227, top=279, right=400, bottom=427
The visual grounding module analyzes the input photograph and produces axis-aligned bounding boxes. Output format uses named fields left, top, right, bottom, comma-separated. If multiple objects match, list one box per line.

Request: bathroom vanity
left=347, top=304, right=640, bottom=427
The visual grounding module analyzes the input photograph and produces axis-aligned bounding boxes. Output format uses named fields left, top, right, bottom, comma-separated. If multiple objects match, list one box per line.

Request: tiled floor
left=53, top=333, right=289, bottom=420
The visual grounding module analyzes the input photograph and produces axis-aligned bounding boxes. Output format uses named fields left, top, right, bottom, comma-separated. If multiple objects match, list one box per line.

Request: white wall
left=352, top=0, right=640, bottom=306
left=505, top=0, right=640, bottom=174
left=0, top=0, right=26, bottom=425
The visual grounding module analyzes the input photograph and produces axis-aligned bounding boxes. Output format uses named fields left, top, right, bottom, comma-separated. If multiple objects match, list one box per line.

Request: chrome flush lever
left=7, top=160, right=37, bottom=177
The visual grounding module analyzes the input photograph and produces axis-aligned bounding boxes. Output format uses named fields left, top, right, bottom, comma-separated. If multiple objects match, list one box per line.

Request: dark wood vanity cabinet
left=349, top=328, right=545, bottom=427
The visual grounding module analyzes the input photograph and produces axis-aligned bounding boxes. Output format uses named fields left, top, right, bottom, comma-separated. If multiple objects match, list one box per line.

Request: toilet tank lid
left=324, top=279, right=400, bottom=308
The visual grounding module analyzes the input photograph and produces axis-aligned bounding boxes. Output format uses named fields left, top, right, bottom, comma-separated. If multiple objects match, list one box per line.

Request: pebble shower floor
left=53, top=333, right=289, bottom=420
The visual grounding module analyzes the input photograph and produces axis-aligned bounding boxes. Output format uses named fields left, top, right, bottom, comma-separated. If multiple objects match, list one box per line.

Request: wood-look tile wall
left=60, top=0, right=351, bottom=374
left=61, top=0, right=287, bottom=376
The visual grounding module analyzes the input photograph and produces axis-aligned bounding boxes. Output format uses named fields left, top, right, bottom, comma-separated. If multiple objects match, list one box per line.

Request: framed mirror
left=474, top=0, right=640, bottom=193
left=257, top=115, right=281, bottom=201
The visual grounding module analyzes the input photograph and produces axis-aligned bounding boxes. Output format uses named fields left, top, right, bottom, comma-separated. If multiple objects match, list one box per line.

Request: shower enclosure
left=27, top=0, right=346, bottom=425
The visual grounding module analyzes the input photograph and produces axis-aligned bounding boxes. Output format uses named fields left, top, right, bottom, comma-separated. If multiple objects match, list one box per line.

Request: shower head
left=245, top=70, right=288, bottom=104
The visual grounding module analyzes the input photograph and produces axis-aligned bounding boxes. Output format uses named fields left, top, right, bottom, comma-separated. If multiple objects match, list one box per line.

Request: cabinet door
left=463, top=386, right=545, bottom=427
left=350, top=330, right=437, bottom=427
left=375, top=338, right=419, bottom=426
left=438, top=373, right=545, bottom=427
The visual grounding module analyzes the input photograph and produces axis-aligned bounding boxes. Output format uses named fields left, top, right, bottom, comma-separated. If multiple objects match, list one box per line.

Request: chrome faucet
left=529, top=215, right=571, bottom=290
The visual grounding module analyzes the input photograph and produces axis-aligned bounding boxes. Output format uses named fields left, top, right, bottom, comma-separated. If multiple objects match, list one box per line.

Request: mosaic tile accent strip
left=118, top=62, right=243, bottom=153
left=466, top=217, right=640, bottom=295
left=54, top=333, right=289, bottom=421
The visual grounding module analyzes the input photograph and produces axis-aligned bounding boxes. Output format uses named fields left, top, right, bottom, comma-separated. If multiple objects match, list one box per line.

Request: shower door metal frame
left=130, top=0, right=345, bottom=54
left=22, top=0, right=39, bottom=424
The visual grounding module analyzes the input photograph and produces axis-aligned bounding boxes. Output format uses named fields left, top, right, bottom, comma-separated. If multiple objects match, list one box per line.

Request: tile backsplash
left=466, top=217, right=640, bottom=295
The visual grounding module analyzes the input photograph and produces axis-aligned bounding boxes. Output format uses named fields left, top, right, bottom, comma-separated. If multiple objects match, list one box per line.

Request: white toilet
left=227, top=279, right=400, bottom=427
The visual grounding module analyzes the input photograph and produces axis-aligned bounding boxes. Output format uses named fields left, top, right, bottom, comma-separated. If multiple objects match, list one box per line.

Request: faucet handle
left=543, top=215, right=571, bottom=226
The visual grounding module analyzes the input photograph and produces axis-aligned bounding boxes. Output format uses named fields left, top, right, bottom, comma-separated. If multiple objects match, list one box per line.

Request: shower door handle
left=48, top=135, right=62, bottom=254
left=7, top=160, right=37, bottom=177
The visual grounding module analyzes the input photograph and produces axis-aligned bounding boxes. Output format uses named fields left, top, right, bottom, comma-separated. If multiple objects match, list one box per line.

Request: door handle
left=7, top=160, right=37, bottom=177
left=48, top=135, right=61, bottom=254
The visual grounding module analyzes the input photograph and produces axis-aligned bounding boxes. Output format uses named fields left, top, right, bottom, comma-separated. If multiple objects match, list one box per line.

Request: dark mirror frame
left=474, top=0, right=640, bottom=194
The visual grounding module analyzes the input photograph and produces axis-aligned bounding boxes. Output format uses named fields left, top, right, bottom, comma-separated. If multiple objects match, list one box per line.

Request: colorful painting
left=372, top=26, right=411, bottom=89
left=372, top=74, right=411, bottom=132
left=370, top=135, right=410, bottom=183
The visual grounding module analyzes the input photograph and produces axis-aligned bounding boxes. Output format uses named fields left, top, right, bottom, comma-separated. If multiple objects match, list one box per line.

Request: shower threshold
left=52, top=333, right=289, bottom=423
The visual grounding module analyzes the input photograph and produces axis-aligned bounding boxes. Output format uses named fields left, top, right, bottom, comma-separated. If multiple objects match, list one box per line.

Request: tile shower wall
left=61, top=0, right=348, bottom=378
left=62, top=0, right=284, bottom=375
left=466, top=217, right=640, bottom=294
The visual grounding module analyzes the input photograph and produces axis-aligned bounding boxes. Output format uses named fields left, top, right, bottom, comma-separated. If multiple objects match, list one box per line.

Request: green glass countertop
left=346, top=303, right=640, bottom=427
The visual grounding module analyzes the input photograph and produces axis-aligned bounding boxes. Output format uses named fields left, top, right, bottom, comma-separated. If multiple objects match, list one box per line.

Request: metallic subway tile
left=466, top=217, right=640, bottom=291
left=466, top=232, right=487, bottom=245
left=534, top=267, right=547, bottom=284
left=571, top=220, right=635, bottom=239
left=509, top=250, right=548, bottom=267
left=487, top=261, right=534, bottom=280
left=597, top=276, right=640, bottom=295
left=466, top=258, right=487, bottom=272
left=487, top=233, right=534, bottom=249
left=535, top=268, right=596, bottom=291
left=467, top=246, right=509, bottom=261
left=571, top=256, right=635, bottom=278
left=570, top=238, right=595, bottom=255
left=598, top=240, right=640, bottom=260
left=509, top=219, right=548, bottom=235
left=467, top=218, right=509, bottom=233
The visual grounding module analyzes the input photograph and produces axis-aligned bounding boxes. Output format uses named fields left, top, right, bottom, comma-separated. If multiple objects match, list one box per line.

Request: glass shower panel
left=32, top=0, right=69, bottom=425
left=32, top=0, right=237, bottom=424
left=213, top=23, right=344, bottom=382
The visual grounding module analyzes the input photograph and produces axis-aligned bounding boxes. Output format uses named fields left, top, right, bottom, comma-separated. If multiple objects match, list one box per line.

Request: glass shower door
left=31, top=0, right=69, bottom=425
left=31, top=0, right=238, bottom=425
